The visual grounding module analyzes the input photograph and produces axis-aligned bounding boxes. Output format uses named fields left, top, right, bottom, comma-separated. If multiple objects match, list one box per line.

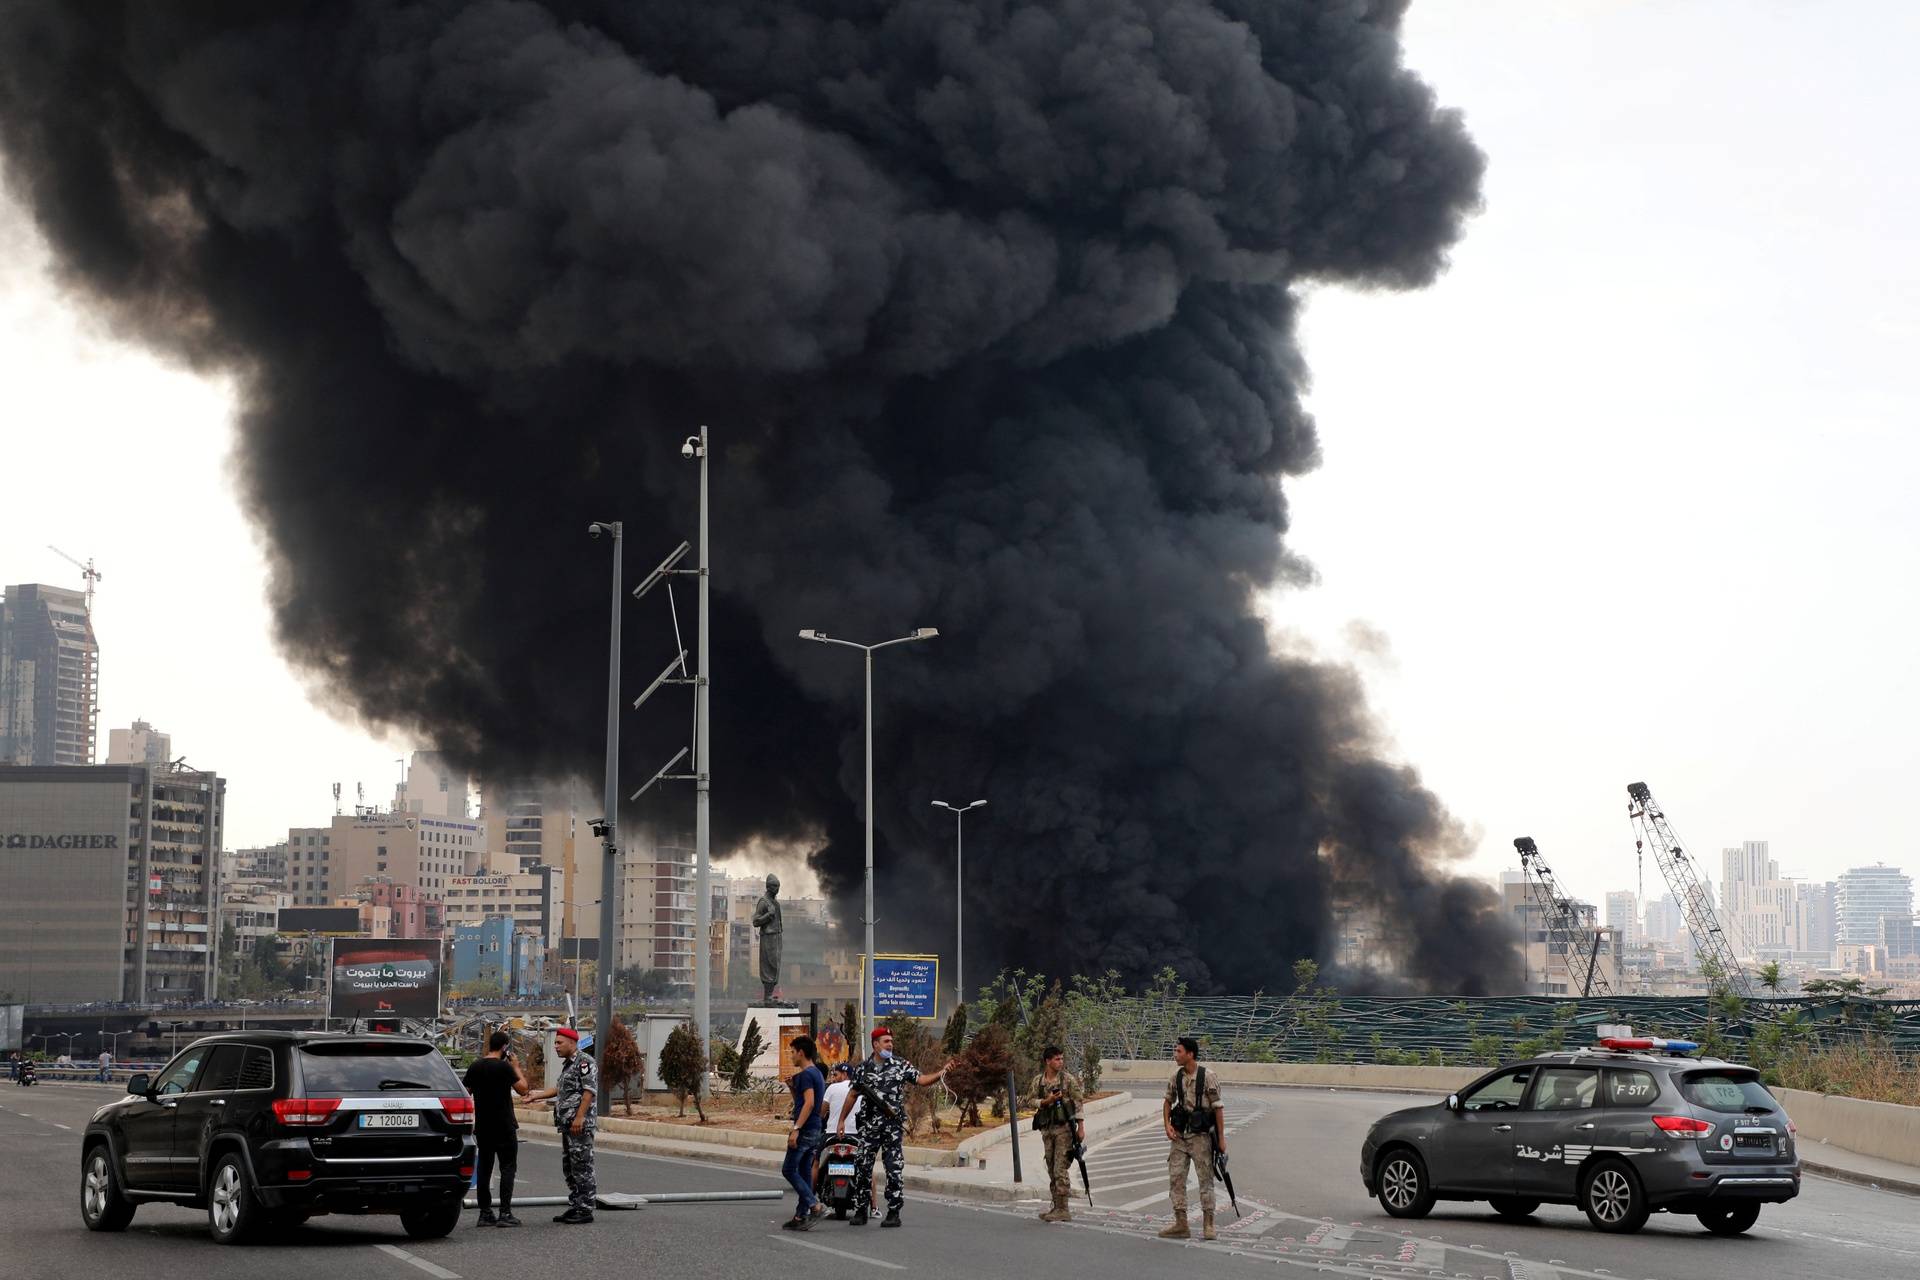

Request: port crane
left=1515, top=836, right=1615, bottom=997
left=1627, top=781, right=1753, bottom=998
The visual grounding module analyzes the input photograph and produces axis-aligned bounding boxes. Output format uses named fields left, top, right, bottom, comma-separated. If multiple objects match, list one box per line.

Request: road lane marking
left=1113, top=1188, right=1170, bottom=1210
left=769, top=1235, right=906, bottom=1269
left=374, top=1243, right=461, bottom=1279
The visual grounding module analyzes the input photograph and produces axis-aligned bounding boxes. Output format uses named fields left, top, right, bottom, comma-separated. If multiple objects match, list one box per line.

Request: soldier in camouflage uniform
left=1161, top=1035, right=1224, bottom=1240
left=848, top=1027, right=953, bottom=1229
left=1030, top=1045, right=1086, bottom=1223
left=529, top=1025, right=598, bottom=1224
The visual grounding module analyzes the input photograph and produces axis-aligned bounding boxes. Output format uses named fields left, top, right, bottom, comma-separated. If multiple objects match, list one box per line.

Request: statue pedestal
left=738, top=1006, right=808, bottom=1080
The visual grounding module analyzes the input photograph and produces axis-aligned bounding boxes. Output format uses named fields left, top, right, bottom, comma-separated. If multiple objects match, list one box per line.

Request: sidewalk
left=520, top=1094, right=1166, bottom=1206
left=1799, top=1139, right=1920, bottom=1197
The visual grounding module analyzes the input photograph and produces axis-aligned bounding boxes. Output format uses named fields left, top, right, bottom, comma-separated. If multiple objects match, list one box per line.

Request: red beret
left=554, top=1027, right=580, bottom=1041
left=871, top=1026, right=891, bottom=1041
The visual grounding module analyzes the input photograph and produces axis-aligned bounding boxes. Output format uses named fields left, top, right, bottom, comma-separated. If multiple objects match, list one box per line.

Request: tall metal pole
left=954, top=808, right=964, bottom=1011
left=595, top=522, right=622, bottom=1116
left=693, top=424, right=713, bottom=1092
left=864, top=647, right=875, bottom=1044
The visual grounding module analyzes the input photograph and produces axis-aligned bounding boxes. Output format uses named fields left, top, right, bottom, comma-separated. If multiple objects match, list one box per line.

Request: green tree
left=1757, top=961, right=1783, bottom=994
left=940, top=1003, right=969, bottom=1057
left=602, top=1018, right=646, bottom=1114
left=732, top=1018, right=767, bottom=1092
left=659, top=1022, right=707, bottom=1120
left=945, top=1022, right=1013, bottom=1130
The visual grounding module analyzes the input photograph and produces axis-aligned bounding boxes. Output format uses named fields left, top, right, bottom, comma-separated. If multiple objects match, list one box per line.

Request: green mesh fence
left=1073, top=995, right=1920, bottom=1065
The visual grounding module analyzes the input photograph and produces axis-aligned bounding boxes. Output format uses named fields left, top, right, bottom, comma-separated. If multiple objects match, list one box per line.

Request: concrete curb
left=517, top=1089, right=1136, bottom=1170
left=517, top=1126, right=1033, bottom=1203
left=1801, top=1159, right=1920, bottom=1198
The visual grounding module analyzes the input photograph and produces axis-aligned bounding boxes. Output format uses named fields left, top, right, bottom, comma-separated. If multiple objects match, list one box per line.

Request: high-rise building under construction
left=1, top=583, right=99, bottom=765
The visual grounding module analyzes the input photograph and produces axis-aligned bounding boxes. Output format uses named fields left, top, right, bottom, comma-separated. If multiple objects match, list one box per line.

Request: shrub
left=659, top=1022, right=707, bottom=1121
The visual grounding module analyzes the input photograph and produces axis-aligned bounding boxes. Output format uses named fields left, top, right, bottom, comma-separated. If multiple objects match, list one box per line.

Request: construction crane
left=1627, top=781, right=1753, bottom=998
left=46, top=546, right=102, bottom=611
left=1515, top=836, right=1615, bottom=997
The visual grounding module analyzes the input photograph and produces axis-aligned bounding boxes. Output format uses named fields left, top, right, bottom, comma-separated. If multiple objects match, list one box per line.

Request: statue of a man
left=751, top=873, right=783, bottom=1003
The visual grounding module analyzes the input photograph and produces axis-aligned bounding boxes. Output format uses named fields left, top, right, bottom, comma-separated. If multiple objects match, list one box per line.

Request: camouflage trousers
left=1168, top=1132, right=1215, bottom=1218
left=853, top=1122, right=906, bottom=1212
left=560, top=1129, right=597, bottom=1211
left=1042, top=1127, right=1075, bottom=1202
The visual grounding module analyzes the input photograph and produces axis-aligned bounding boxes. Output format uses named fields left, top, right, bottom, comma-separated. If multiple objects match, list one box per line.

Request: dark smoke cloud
left=0, top=0, right=1520, bottom=993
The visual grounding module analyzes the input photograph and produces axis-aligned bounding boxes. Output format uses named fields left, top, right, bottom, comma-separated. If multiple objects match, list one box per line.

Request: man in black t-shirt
left=463, top=1031, right=530, bottom=1226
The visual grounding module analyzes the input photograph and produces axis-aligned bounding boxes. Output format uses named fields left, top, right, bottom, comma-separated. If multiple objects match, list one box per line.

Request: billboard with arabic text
left=328, top=938, right=441, bottom=1024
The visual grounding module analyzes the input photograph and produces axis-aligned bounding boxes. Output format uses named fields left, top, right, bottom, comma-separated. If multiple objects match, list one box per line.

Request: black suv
left=80, top=1031, right=475, bottom=1244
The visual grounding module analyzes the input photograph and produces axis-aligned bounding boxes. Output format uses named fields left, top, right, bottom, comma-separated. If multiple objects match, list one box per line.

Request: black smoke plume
left=0, top=1, right=1520, bottom=993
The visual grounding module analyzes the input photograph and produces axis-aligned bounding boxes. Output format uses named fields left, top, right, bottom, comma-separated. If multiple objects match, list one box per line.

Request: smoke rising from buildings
left=0, top=0, right=1519, bottom=992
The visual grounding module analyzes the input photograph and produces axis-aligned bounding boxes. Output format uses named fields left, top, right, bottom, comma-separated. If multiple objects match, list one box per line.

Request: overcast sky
left=3, top=1, right=1914, bottom=907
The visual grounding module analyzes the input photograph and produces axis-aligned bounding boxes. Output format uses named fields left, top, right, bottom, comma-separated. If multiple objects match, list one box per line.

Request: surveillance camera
left=588, top=818, right=610, bottom=839
left=588, top=523, right=603, bottom=538
left=681, top=435, right=704, bottom=459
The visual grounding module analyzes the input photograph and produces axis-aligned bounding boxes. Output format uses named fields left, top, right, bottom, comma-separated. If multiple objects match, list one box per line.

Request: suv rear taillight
left=440, top=1096, right=475, bottom=1126
left=272, top=1097, right=342, bottom=1127
left=1652, top=1114, right=1713, bottom=1135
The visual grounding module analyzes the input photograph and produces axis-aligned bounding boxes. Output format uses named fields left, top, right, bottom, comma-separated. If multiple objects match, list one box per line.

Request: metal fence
left=1078, top=995, right=1920, bottom=1064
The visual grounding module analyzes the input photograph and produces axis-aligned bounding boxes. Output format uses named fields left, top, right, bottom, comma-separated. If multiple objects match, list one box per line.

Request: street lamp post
left=797, top=627, right=939, bottom=1042
left=931, top=800, right=986, bottom=1011
left=588, top=519, right=623, bottom=1117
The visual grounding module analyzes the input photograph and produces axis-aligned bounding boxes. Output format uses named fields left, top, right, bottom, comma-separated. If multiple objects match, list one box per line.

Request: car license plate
left=827, top=1163, right=855, bottom=1176
left=358, top=1113, right=419, bottom=1129
left=1735, top=1133, right=1772, bottom=1149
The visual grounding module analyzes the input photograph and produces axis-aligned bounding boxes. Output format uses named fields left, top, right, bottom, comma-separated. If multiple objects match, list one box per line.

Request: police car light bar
left=1597, top=1035, right=1699, bottom=1055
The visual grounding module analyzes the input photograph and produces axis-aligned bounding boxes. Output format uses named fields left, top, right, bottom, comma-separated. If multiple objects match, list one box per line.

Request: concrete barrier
left=1776, top=1087, right=1920, bottom=1170
left=1100, top=1059, right=1478, bottom=1095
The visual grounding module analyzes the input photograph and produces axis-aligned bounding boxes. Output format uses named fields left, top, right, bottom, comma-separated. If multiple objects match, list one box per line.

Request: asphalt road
left=4, top=1080, right=1916, bottom=1280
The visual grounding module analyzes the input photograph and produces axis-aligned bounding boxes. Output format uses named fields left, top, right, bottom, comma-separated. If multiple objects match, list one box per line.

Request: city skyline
left=5, top=1, right=1918, bottom=905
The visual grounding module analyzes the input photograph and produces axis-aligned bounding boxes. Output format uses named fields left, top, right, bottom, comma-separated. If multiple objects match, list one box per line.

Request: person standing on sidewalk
left=1030, top=1045, right=1085, bottom=1223
left=781, top=1035, right=828, bottom=1231
left=1160, top=1035, right=1223, bottom=1241
left=463, top=1031, right=530, bottom=1227
left=527, top=1026, right=598, bottom=1224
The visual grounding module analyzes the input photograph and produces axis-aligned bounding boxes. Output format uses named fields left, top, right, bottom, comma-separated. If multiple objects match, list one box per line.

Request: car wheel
left=1580, top=1159, right=1649, bottom=1234
left=1375, top=1148, right=1436, bottom=1219
left=400, top=1201, right=463, bottom=1240
left=80, top=1147, right=136, bottom=1232
left=207, top=1153, right=261, bottom=1244
left=1697, top=1202, right=1762, bottom=1236
left=1488, top=1196, right=1540, bottom=1220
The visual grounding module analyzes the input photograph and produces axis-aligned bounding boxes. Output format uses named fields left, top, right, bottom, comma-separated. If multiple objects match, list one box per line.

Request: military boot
left=1054, top=1195, right=1072, bottom=1224
left=1202, top=1210, right=1217, bottom=1240
left=1158, top=1215, right=1190, bottom=1239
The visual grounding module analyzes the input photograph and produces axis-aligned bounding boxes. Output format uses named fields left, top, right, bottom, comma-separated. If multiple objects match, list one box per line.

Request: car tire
left=1488, top=1196, right=1540, bottom=1220
left=1697, top=1202, right=1762, bottom=1236
left=1375, top=1148, right=1436, bottom=1219
left=80, top=1146, right=136, bottom=1232
left=207, top=1153, right=261, bottom=1244
left=400, top=1201, right=463, bottom=1240
left=1580, top=1159, right=1649, bottom=1234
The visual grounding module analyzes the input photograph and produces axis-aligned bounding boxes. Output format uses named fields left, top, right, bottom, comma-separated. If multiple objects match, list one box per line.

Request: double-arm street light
left=798, top=627, right=938, bottom=1041
left=930, top=799, right=986, bottom=1012
left=587, top=520, right=623, bottom=1116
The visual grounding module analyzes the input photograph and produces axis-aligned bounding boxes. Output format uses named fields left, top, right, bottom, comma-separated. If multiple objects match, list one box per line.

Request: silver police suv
left=1359, top=1034, right=1799, bottom=1235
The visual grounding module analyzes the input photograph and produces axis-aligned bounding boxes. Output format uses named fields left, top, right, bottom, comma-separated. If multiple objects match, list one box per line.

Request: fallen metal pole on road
left=464, top=1190, right=782, bottom=1211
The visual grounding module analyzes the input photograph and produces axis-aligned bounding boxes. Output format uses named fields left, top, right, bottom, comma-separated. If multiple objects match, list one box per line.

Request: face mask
left=878, top=1049, right=893, bottom=1060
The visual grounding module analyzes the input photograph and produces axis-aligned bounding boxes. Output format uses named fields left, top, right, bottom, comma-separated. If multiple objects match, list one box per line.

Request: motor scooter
left=17, top=1058, right=37, bottom=1087
left=815, top=1137, right=861, bottom=1219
